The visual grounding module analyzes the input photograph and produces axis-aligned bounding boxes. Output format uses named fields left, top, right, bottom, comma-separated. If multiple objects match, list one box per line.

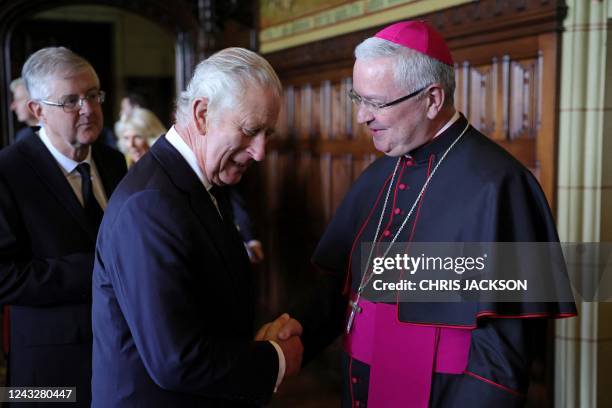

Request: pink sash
left=343, top=298, right=472, bottom=408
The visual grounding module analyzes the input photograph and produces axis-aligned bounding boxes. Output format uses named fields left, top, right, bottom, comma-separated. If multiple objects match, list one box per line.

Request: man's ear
left=28, top=100, right=43, bottom=122
left=425, top=84, right=445, bottom=120
left=192, top=97, right=209, bottom=134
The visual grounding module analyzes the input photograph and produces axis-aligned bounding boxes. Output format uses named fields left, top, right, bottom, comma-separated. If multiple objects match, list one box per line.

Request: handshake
left=255, top=313, right=304, bottom=377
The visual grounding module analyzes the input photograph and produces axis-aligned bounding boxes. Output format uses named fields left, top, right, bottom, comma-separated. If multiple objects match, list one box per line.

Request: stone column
left=556, top=1, right=612, bottom=407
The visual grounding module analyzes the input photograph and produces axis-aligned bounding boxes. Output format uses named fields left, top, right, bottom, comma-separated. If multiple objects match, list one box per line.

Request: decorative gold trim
left=259, top=0, right=473, bottom=54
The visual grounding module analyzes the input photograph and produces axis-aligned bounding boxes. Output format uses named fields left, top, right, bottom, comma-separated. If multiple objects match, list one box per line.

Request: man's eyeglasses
left=348, top=85, right=429, bottom=112
left=38, top=91, right=106, bottom=112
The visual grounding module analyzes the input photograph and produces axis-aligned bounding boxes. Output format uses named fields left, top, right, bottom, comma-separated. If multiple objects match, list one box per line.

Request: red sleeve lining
left=464, top=370, right=525, bottom=398
left=476, top=311, right=577, bottom=320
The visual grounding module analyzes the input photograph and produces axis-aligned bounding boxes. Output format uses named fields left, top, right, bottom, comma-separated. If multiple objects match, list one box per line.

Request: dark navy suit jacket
left=0, top=131, right=126, bottom=407
left=91, top=135, right=278, bottom=407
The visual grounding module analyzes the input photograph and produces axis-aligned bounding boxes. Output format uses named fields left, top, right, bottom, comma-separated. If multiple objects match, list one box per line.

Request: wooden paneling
left=453, top=55, right=541, bottom=169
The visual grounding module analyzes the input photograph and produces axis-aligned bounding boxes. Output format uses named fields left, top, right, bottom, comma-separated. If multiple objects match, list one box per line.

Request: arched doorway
left=0, top=0, right=200, bottom=146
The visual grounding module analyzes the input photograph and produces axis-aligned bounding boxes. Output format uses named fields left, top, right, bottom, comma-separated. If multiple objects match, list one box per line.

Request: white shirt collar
left=434, top=110, right=461, bottom=138
left=165, top=126, right=213, bottom=191
left=403, top=111, right=462, bottom=159
left=38, top=126, right=92, bottom=172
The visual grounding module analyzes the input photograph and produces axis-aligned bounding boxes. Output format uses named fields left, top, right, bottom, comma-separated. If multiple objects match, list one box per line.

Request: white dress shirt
left=165, top=126, right=222, bottom=217
left=165, top=126, right=286, bottom=390
left=38, top=127, right=108, bottom=208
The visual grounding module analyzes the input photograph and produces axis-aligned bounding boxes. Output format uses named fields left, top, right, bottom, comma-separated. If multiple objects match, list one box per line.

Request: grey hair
left=9, top=77, right=25, bottom=93
left=175, top=47, right=282, bottom=125
left=21, top=47, right=98, bottom=100
left=115, top=107, right=167, bottom=153
left=354, top=37, right=455, bottom=105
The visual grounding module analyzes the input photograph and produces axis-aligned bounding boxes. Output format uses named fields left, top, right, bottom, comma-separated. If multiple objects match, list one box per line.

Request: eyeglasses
left=38, top=90, right=106, bottom=112
left=348, top=85, right=429, bottom=112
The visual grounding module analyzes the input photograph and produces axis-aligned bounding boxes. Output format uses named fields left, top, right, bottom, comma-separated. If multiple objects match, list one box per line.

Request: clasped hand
left=255, top=313, right=303, bottom=377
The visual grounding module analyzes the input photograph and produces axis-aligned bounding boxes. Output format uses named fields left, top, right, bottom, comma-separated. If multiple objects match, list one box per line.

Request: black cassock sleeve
left=430, top=318, right=546, bottom=407
left=428, top=168, right=574, bottom=407
left=293, top=172, right=379, bottom=363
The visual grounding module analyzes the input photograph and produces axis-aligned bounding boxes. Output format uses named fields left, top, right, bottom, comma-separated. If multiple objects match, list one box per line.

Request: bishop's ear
left=425, top=84, right=445, bottom=120
left=192, top=97, right=209, bottom=134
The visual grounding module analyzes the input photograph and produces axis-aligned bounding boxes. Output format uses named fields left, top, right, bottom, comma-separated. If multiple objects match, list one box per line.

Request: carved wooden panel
left=454, top=54, right=542, bottom=175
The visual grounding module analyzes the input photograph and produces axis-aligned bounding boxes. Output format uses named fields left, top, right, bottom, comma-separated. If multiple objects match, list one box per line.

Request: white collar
left=403, top=111, right=462, bottom=159
left=38, top=126, right=92, bottom=173
left=165, top=126, right=213, bottom=191
left=434, top=110, right=461, bottom=138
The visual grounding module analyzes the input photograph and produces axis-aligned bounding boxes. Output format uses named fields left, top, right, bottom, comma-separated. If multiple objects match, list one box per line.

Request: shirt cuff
left=247, top=240, right=262, bottom=248
left=269, top=340, right=286, bottom=392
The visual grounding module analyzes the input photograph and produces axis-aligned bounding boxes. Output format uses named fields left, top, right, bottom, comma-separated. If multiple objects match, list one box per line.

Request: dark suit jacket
left=91, top=135, right=278, bottom=407
left=14, top=126, right=36, bottom=143
left=0, top=131, right=126, bottom=407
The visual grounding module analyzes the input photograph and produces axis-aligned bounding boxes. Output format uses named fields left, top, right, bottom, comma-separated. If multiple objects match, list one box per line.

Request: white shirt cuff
left=247, top=240, right=262, bottom=247
left=269, top=340, right=285, bottom=392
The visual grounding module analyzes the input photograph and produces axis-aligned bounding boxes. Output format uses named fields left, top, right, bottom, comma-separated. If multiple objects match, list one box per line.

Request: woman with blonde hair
left=115, top=107, right=166, bottom=165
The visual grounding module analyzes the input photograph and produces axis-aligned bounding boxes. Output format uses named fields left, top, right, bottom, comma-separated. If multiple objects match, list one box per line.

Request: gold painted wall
left=259, top=0, right=474, bottom=53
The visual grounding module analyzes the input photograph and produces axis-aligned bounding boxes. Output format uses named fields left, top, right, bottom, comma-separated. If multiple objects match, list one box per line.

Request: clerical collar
left=38, top=126, right=92, bottom=173
left=434, top=111, right=460, bottom=138
left=405, top=112, right=468, bottom=164
left=165, top=125, right=213, bottom=192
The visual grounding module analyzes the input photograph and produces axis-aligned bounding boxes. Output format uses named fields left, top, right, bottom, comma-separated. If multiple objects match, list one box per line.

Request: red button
left=383, top=230, right=391, bottom=237
left=394, top=208, right=401, bottom=215
left=405, top=158, right=415, bottom=166
left=399, top=183, right=406, bottom=190
left=351, top=377, right=358, bottom=384
left=355, top=402, right=360, bottom=407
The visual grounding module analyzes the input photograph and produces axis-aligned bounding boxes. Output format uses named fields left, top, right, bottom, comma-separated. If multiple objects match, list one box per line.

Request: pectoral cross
left=346, top=299, right=362, bottom=334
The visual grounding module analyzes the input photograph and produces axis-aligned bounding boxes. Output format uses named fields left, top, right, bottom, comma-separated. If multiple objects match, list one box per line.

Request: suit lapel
left=17, top=133, right=98, bottom=241
left=150, top=136, right=251, bottom=291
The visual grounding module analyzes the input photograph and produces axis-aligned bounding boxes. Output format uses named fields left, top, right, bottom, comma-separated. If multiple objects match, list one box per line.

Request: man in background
left=9, top=77, right=38, bottom=143
left=0, top=47, right=126, bottom=407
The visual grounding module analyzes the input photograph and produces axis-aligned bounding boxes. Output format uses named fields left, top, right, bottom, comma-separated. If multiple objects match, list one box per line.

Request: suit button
left=399, top=183, right=406, bottom=190
left=394, top=208, right=401, bottom=215
left=355, top=401, right=361, bottom=407
left=383, top=230, right=391, bottom=237
left=351, top=376, right=358, bottom=384
left=405, top=158, right=415, bottom=166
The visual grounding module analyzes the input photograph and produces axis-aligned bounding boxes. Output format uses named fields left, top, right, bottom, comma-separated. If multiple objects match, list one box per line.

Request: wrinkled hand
left=256, top=313, right=304, bottom=376
left=255, top=313, right=303, bottom=341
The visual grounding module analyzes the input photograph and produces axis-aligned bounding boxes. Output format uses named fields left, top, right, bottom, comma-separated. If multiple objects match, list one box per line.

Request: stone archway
left=0, top=0, right=200, bottom=146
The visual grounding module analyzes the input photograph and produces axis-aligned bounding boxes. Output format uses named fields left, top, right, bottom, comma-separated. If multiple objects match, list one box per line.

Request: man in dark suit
left=0, top=47, right=126, bottom=407
left=92, top=47, right=303, bottom=407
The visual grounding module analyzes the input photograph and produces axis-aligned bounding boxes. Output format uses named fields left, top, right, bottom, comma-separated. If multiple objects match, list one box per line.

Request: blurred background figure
left=228, top=187, right=265, bottom=264
left=118, top=93, right=147, bottom=122
left=115, top=106, right=166, bottom=166
left=9, top=77, right=38, bottom=143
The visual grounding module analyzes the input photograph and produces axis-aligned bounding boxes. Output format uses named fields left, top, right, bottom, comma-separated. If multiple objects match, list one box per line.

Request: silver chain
left=356, top=122, right=471, bottom=296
